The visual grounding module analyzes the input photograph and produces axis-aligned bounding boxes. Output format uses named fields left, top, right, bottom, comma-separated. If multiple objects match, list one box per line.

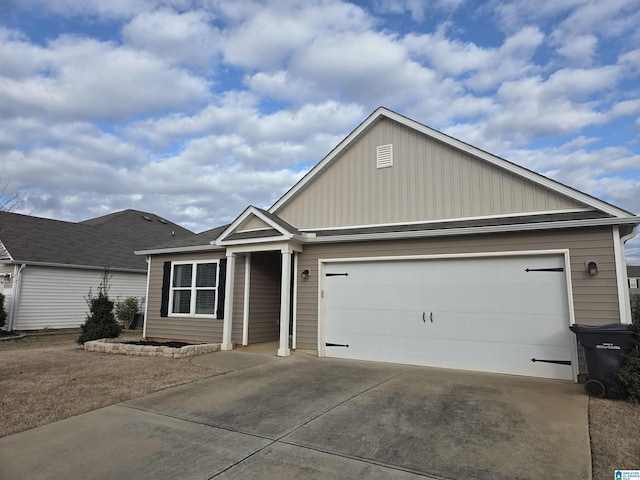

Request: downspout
left=618, top=226, right=638, bottom=324
left=142, top=256, right=151, bottom=339
left=8, top=264, right=26, bottom=331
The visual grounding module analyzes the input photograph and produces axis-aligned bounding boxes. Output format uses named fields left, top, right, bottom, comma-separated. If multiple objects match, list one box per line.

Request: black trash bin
left=569, top=323, right=634, bottom=398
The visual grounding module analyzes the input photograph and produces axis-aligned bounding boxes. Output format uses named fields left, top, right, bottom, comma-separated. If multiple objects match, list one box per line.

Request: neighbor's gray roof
left=628, top=265, right=640, bottom=277
left=140, top=224, right=229, bottom=251
left=0, top=209, right=194, bottom=271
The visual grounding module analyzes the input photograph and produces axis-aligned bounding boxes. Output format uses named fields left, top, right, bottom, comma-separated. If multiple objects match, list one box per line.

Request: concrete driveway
left=0, top=351, right=591, bottom=480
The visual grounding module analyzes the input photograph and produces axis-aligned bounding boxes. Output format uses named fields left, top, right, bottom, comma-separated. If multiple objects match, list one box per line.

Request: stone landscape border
left=84, top=338, right=220, bottom=358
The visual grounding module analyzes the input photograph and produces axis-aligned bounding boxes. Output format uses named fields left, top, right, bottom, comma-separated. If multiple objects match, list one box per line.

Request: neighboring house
left=136, top=107, right=639, bottom=382
left=0, top=209, right=193, bottom=331
left=629, top=265, right=640, bottom=295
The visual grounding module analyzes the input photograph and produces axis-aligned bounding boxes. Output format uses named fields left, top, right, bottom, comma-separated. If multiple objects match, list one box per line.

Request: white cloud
left=0, top=35, right=211, bottom=121
left=122, top=8, right=221, bottom=68
left=373, top=0, right=465, bottom=21
left=555, top=34, right=598, bottom=63
left=217, top=0, right=373, bottom=70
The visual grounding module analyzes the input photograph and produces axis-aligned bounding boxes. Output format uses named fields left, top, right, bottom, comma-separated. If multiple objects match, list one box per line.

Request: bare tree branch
left=0, top=184, right=24, bottom=212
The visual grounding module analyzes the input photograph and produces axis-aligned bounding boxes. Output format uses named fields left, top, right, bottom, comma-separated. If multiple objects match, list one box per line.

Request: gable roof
left=216, top=206, right=302, bottom=246
left=269, top=107, right=635, bottom=220
left=0, top=209, right=193, bottom=271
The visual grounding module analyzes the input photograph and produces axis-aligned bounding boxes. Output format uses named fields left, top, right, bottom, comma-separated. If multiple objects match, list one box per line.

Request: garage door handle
left=423, top=312, right=433, bottom=323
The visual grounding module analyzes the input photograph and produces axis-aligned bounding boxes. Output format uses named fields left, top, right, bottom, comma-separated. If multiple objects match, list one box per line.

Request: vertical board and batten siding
left=145, top=251, right=245, bottom=344
left=276, top=118, right=585, bottom=229
left=14, top=266, right=146, bottom=330
left=247, top=252, right=281, bottom=344
left=295, top=226, right=619, bottom=355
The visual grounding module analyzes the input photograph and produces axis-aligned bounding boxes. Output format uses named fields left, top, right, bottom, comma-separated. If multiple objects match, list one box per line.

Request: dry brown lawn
left=589, top=397, right=640, bottom=478
left=0, top=332, right=228, bottom=438
left=1, top=333, right=639, bottom=477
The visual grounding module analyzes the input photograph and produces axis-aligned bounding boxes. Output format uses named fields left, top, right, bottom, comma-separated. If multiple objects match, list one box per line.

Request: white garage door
left=323, top=254, right=574, bottom=380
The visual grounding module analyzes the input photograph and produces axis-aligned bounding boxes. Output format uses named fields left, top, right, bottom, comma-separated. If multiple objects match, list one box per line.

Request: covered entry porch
left=221, top=242, right=302, bottom=357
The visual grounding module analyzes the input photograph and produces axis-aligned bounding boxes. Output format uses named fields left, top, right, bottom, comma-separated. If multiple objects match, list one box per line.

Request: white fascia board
left=305, top=216, right=640, bottom=244
left=135, top=244, right=224, bottom=256
left=217, top=233, right=308, bottom=247
left=269, top=107, right=634, bottom=219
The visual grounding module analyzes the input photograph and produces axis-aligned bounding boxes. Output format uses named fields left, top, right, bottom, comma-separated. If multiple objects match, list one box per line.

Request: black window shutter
left=160, top=261, right=171, bottom=317
left=216, top=258, right=227, bottom=319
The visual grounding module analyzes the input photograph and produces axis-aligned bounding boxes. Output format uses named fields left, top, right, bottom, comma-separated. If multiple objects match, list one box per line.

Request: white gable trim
left=269, top=107, right=633, bottom=219
left=216, top=206, right=296, bottom=246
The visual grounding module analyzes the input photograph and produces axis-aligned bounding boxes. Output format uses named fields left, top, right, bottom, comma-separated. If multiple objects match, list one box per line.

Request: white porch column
left=277, top=250, right=293, bottom=357
left=221, top=253, right=236, bottom=351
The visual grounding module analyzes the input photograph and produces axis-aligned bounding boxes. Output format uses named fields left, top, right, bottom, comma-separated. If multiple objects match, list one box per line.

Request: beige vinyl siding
left=14, top=266, right=146, bottom=330
left=295, top=226, right=619, bottom=354
left=247, top=252, right=281, bottom=344
left=276, top=117, right=585, bottom=229
left=145, top=250, right=243, bottom=344
left=237, top=215, right=271, bottom=232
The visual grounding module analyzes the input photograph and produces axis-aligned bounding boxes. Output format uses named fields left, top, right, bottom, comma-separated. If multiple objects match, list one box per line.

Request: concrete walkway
left=0, top=350, right=591, bottom=480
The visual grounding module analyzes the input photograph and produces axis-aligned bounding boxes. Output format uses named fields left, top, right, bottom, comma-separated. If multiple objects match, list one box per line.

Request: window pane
left=195, top=290, right=215, bottom=315
left=172, top=290, right=191, bottom=314
left=196, top=263, right=217, bottom=287
left=173, top=264, right=192, bottom=287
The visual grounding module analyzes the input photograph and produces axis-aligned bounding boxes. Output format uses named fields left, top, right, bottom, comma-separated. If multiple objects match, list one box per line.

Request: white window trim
left=168, top=260, right=220, bottom=318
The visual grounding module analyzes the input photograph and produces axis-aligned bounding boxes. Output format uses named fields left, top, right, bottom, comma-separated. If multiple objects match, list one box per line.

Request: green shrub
left=613, top=294, right=640, bottom=401
left=0, top=293, right=6, bottom=330
left=115, top=297, right=139, bottom=329
left=78, top=269, right=121, bottom=344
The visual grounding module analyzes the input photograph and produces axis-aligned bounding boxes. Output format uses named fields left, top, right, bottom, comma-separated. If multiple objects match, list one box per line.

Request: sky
left=1, top=0, right=639, bottom=262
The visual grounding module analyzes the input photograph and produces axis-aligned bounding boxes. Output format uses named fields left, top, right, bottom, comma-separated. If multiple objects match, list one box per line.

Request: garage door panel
left=327, top=310, right=571, bottom=347
left=323, top=255, right=574, bottom=380
left=326, top=334, right=572, bottom=379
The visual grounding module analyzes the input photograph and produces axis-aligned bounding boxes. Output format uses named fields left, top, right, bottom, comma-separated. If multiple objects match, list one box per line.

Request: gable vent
left=376, top=144, right=393, bottom=169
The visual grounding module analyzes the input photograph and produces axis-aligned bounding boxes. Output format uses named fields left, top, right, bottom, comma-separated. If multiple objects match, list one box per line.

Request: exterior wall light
left=301, top=269, right=310, bottom=280
left=586, top=261, right=598, bottom=276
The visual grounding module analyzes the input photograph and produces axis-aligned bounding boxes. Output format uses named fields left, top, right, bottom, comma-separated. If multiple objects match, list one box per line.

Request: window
left=630, top=278, right=638, bottom=289
left=169, top=261, right=219, bottom=316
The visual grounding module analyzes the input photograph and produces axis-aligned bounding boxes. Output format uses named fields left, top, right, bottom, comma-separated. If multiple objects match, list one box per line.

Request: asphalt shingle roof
left=0, top=209, right=194, bottom=271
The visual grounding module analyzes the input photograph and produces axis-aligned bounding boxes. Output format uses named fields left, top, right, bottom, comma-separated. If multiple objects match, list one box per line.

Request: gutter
left=135, top=244, right=225, bottom=256
left=304, top=216, right=640, bottom=244
left=1, top=260, right=145, bottom=274
left=133, top=216, right=640, bottom=254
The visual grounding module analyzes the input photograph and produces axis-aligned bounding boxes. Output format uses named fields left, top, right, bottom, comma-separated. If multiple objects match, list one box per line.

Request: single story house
left=136, top=107, right=639, bottom=382
left=0, top=209, right=193, bottom=331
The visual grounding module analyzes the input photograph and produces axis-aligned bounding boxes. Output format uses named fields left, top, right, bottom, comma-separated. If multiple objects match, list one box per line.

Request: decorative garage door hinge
left=326, top=273, right=349, bottom=277
left=326, top=343, right=349, bottom=347
left=524, top=267, right=564, bottom=272
left=531, top=358, right=571, bottom=365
